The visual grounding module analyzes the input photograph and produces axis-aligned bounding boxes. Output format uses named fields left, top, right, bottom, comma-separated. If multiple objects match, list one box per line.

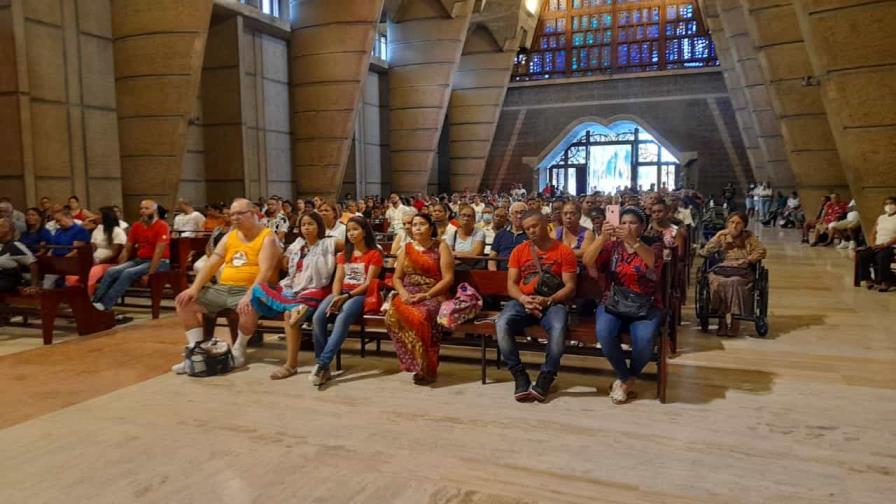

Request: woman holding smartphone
left=309, top=216, right=383, bottom=386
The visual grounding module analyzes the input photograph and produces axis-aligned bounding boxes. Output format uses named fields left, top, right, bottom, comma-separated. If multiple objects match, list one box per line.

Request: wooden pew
left=0, top=244, right=115, bottom=344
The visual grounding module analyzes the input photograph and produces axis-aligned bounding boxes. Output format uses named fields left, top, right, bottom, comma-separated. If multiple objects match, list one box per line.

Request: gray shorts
left=196, top=284, right=249, bottom=314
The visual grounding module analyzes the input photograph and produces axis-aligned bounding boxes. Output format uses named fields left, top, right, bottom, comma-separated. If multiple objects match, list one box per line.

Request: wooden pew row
left=0, top=245, right=115, bottom=344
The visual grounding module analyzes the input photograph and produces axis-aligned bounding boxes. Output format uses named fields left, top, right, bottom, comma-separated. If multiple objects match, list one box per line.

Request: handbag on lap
left=604, top=243, right=652, bottom=320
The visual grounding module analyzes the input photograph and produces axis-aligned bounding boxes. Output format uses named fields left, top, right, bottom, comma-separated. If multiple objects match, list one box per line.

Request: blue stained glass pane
left=602, top=46, right=611, bottom=66
left=544, top=20, right=554, bottom=33
left=667, top=5, right=676, bottom=20
left=604, top=30, right=613, bottom=43
left=556, top=50, right=566, bottom=70
left=688, top=20, right=697, bottom=34
left=648, top=24, right=659, bottom=38
left=680, top=4, right=693, bottom=18
left=666, top=23, right=675, bottom=37
left=531, top=53, right=543, bottom=73
left=651, top=7, right=660, bottom=22
left=636, top=26, right=645, bottom=39
left=683, top=38, right=693, bottom=59
left=677, top=22, right=687, bottom=36
left=630, top=44, right=640, bottom=64
left=619, top=28, right=627, bottom=42
left=586, top=31, right=595, bottom=45
left=618, top=45, right=628, bottom=65
left=633, top=9, right=641, bottom=23
left=592, top=15, right=600, bottom=29
left=559, top=34, right=566, bottom=46
left=545, top=51, right=554, bottom=71
left=551, top=35, right=559, bottom=48
left=602, top=13, right=612, bottom=27
left=590, top=47, right=600, bottom=67
left=573, top=32, right=584, bottom=46
left=541, top=37, right=549, bottom=49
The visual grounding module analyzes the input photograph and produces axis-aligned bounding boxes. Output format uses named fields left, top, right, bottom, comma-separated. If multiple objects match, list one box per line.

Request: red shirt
left=508, top=239, right=577, bottom=295
left=822, top=201, right=848, bottom=224
left=337, top=249, right=384, bottom=291
left=412, top=199, right=426, bottom=211
left=129, top=219, right=170, bottom=259
left=595, top=240, right=664, bottom=307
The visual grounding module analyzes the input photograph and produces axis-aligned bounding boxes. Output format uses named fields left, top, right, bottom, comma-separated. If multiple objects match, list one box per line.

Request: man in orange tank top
left=172, top=198, right=281, bottom=373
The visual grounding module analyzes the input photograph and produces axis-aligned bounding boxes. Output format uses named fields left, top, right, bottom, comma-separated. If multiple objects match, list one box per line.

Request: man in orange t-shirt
left=496, top=210, right=577, bottom=403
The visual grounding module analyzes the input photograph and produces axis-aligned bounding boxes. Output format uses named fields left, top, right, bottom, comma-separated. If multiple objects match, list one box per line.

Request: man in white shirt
left=385, top=193, right=415, bottom=234
left=263, top=196, right=289, bottom=242
left=471, top=194, right=485, bottom=223
left=857, top=196, right=896, bottom=291
left=173, top=199, right=205, bottom=237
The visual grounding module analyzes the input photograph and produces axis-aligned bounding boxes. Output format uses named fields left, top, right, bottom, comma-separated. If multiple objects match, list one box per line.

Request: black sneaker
left=529, top=371, right=556, bottom=402
left=511, top=367, right=532, bottom=402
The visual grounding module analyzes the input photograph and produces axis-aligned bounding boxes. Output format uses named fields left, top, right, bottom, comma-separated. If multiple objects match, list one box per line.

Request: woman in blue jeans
left=310, top=217, right=383, bottom=386
left=583, top=206, right=664, bottom=404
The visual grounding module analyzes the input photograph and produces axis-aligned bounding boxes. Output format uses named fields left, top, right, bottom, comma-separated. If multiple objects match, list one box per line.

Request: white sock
left=185, top=327, right=204, bottom=345
left=234, top=331, right=250, bottom=352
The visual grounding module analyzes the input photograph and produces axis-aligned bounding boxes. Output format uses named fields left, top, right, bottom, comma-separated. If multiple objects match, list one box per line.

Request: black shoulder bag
left=530, top=242, right=565, bottom=297
left=604, top=243, right=653, bottom=320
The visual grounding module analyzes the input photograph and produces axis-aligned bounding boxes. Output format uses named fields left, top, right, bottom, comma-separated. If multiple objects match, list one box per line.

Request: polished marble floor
left=1, top=227, right=894, bottom=503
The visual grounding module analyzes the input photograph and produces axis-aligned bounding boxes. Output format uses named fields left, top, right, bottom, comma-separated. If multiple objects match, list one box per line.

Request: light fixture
left=525, top=0, right=539, bottom=14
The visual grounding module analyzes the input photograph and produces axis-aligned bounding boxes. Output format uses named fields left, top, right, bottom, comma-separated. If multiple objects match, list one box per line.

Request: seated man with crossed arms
left=172, top=198, right=281, bottom=373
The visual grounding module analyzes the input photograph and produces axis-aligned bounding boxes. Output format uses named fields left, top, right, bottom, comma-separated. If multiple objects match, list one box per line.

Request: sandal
left=610, top=379, right=635, bottom=404
left=288, top=304, right=310, bottom=327
left=269, top=365, right=298, bottom=380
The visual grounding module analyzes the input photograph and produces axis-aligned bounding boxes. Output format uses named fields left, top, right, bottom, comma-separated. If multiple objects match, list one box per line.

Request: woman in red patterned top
left=583, top=206, right=664, bottom=405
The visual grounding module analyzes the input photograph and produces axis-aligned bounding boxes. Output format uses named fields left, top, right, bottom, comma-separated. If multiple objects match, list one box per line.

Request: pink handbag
left=437, top=282, right=483, bottom=329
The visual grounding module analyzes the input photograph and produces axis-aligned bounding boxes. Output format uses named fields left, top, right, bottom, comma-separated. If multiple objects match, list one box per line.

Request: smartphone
left=606, top=204, right=621, bottom=226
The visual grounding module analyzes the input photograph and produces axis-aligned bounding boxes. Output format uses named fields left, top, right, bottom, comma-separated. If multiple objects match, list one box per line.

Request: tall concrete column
left=793, top=0, right=896, bottom=234
left=111, top=0, right=213, bottom=217
left=716, top=0, right=796, bottom=192
left=701, top=0, right=766, bottom=184
left=289, top=0, right=384, bottom=200
left=388, top=0, right=476, bottom=194
left=447, top=26, right=515, bottom=192
left=741, top=0, right=849, bottom=217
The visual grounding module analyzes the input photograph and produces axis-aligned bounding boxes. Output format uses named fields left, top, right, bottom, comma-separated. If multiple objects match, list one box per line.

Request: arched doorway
left=538, top=120, right=681, bottom=195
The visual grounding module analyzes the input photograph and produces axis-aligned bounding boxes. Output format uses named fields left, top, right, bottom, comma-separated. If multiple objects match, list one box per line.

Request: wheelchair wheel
left=695, top=273, right=710, bottom=332
left=699, top=315, right=709, bottom=332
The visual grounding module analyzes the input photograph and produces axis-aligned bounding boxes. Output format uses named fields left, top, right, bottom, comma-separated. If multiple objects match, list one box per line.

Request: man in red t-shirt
left=495, top=210, right=577, bottom=402
left=92, top=200, right=171, bottom=311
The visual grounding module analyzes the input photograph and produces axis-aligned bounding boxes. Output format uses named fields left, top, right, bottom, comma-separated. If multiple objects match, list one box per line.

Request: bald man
left=92, top=200, right=170, bottom=311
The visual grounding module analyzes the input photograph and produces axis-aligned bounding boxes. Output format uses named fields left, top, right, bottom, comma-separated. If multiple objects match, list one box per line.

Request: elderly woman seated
left=699, top=211, right=767, bottom=337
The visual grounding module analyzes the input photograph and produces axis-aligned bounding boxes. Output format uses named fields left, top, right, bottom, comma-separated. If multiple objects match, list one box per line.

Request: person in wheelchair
left=699, top=212, right=767, bottom=337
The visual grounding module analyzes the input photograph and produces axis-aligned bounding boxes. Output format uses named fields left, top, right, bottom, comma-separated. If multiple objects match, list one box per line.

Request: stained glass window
left=513, top=0, right=717, bottom=81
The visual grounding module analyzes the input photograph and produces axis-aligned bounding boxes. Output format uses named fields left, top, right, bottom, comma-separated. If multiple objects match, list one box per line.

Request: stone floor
left=1, top=227, right=894, bottom=503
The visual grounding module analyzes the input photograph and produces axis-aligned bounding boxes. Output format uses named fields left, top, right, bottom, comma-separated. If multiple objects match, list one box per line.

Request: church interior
left=1, top=1, right=895, bottom=502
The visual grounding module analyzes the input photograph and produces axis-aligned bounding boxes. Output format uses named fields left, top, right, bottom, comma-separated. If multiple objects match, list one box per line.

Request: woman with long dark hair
left=308, top=216, right=383, bottom=385
left=80, top=206, right=127, bottom=296
left=19, top=207, right=51, bottom=254
left=257, top=211, right=339, bottom=380
left=385, top=213, right=454, bottom=384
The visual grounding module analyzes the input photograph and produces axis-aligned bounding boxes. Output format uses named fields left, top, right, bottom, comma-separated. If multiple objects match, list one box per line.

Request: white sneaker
left=231, top=346, right=246, bottom=368
left=92, top=302, right=106, bottom=311
left=308, top=364, right=320, bottom=382
left=171, top=361, right=187, bottom=374
left=848, top=241, right=857, bottom=250
left=836, top=241, right=850, bottom=249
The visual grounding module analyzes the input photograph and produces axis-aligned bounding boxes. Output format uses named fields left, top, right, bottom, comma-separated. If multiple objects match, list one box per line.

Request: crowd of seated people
left=1, top=183, right=778, bottom=403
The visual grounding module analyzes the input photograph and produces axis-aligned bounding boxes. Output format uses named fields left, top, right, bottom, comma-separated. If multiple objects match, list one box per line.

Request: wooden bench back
left=170, top=237, right=209, bottom=270
left=38, top=244, right=93, bottom=284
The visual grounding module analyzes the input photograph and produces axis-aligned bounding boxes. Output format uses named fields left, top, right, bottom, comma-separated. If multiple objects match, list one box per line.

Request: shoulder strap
left=529, top=241, right=544, bottom=275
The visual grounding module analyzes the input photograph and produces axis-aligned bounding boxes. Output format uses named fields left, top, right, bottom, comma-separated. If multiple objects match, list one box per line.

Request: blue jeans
left=312, top=293, right=365, bottom=366
left=595, top=305, right=662, bottom=382
left=92, top=259, right=170, bottom=310
left=495, top=300, right=568, bottom=374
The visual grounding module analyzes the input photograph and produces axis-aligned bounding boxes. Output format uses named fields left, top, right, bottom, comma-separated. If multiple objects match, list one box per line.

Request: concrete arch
left=533, top=114, right=686, bottom=170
